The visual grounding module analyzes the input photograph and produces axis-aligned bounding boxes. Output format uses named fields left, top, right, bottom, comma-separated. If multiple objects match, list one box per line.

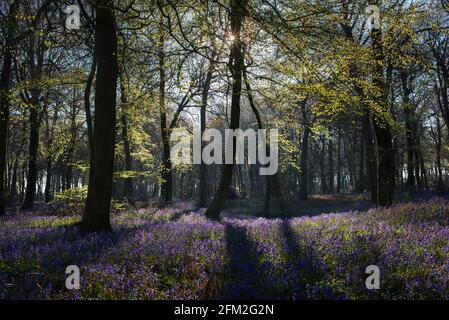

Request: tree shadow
left=215, top=219, right=341, bottom=300
left=219, top=223, right=263, bottom=299
left=279, top=219, right=349, bottom=300
left=218, top=221, right=300, bottom=299
left=279, top=219, right=322, bottom=299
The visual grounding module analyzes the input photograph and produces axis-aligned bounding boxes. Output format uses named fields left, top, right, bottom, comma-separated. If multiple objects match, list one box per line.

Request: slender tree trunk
left=10, top=158, right=18, bottom=204
left=199, top=55, right=215, bottom=207
left=299, top=127, right=310, bottom=199
left=320, top=138, right=327, bottom=194
left=0, top=2, right=17, bottom=215
left=85, top=51, right=96, bottom=153
left=356, top=132, right=365, bottom=193
left=435, top=116, right=444, bottom=194
left=44, top=158, right=52, bottom=203
left=418, top=151, right=428, bottom=192
left=0, top=36, right=13, bottom=215
left=336, top=131, right=341, bottom=193
left=20, top=162, right=25, bottom=201
left=414, top=148, right=423, bottom=192
left=400, top=71, right=415, bottom=194
left=205, top=0, right=245, bottom=220
left=328, top=137, right=334, bottom=193
left=81, top=1, right=118, bottom=233
left=242, top=64, right=273, bottom=215
left=63, top=89, right=77, bottom=191
left=44, top=114, right=52, bottom=203
left=119, top=76, right=134, bottom=205
left=157, top=28, right=172, bottom=204
left=363, top=110, right=378, bottom=204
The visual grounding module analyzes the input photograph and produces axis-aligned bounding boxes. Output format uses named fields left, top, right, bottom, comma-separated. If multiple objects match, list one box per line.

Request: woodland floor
left=1, top=196, right=449, bottom=299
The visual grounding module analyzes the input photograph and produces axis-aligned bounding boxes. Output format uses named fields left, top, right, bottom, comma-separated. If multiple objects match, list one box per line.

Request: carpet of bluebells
left=1, top=198, right=449, bottom=300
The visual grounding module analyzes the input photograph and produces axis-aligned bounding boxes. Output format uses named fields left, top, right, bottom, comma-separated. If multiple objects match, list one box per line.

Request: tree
left=369, top=0, right=395, bottom=206
left=199, top=53, right=215, bottom=207
left=0, top=1, right=18, bottom=215
left=205, top=0, right=246, bottom=220
left=81, top=0, right=118, bottom=233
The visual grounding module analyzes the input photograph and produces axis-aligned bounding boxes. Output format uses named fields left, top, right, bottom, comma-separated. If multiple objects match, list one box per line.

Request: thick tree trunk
left=370, top=3, right=394, bottom=206
left=22, top=95, right=41, bottom=209
left=81, top=1, right=118, bottom=233
left=373, top=121, right=394, bottom=206
left=341, top=7, right=379, bottom=202
left=205, top=0, right=245, bottom=220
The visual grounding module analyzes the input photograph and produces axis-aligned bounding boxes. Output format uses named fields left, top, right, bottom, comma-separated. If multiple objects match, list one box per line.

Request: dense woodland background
left=1, top=0, right=449, bottom=232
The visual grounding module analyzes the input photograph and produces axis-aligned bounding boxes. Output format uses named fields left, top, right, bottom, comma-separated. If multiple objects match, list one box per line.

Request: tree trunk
left=85, top=50, right=96, bottom=153
left=157, top=28, right=172, bottom=204
left=356, top=132, right=365, bottom=193
left=363, top=110, right=378, bottom=204
left=44, top=113, right=52, bottom=203
left=434, top=116, right=444, bottom=194
left=0, top=36, right=13, bottom=215
left=199, top=55, right=215, bottom=207
left=242, top=64, right=273, bottom=216
left=328, top=137, right=334, bottom=193
left=63, top=89, right=77, bottom=191
left=400, top=71, right=415, bottom=194
left=370, top=3, right=394, bottom=206
left=22, top=94, right=41, bottom=210
left=81, top=1, right=118, bottom=233
left=0, top=2, right=17, bottom=215
left=44, top=157, right=52, bottom=203
left=414, top=148, right=423, bottom=192
left=336, top=131, right=341, bottom=193
left=10, top=158, right=18, bottom=204
left=119, top=76, right=134, bottom=205
left=320, top=139, right=328, bottom=194
left=299, top=114, right=310, bottom=199
left=205, top=0, right=245, bottom=220
left=418, top=151, right=428, bottom=192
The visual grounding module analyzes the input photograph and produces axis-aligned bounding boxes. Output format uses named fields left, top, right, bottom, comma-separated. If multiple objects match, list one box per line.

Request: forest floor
left=1, top=197, right=449, bottom=299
